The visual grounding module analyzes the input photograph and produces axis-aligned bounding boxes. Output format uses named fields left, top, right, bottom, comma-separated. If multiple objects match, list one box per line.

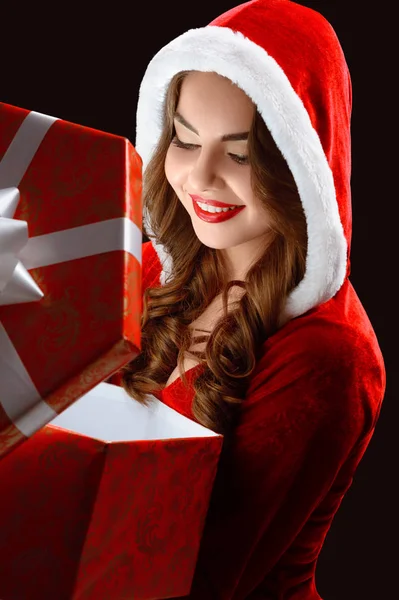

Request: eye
left=229, top=153, right=249, bottom=165
left=171, top=136, right=249, bottom=165
left=171, top=136, right=199, bottom=150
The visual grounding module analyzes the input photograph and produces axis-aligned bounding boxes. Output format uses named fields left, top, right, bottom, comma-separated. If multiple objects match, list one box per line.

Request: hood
left=135, top=0, right=352, bottom=323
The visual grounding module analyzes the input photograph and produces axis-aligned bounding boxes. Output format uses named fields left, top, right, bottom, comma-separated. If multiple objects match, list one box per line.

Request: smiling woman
left=114, top=1, right=386, bottom=598
left=155, top=68, right=306, bottom=288
left=122, top=65, right=307, bottom=415
left=164, top=71, right=275, bottom=278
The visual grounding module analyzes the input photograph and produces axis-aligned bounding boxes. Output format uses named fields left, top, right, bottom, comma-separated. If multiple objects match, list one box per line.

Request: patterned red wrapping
left=0, top=383, right=224, bottom=599
left=0, top=102, right=143, bottom=459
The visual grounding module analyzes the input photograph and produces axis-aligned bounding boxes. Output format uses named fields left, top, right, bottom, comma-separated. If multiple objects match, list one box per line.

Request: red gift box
left=0, top=382, right=224, bottom=600
left=0, top=103, right=143, bottom=459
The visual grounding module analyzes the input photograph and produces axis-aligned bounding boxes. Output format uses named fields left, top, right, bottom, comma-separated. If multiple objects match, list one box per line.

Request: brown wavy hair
left=121, top=71, right=308, bottom=436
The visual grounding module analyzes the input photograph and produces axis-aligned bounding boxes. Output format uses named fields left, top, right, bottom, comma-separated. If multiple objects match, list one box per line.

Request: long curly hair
left=121, top=71, right=308, bottom=436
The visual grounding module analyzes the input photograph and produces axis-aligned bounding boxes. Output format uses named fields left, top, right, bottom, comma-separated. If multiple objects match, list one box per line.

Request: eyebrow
left=174, top=112, right=249, bottom=141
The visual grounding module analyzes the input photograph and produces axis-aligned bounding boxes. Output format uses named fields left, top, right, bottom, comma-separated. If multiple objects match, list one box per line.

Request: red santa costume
left=114, top=1, right=387, bottom=598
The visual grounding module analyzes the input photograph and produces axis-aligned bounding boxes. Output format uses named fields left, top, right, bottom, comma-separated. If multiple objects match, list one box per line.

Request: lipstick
left=189, top=194, right=241, bottom=208
left=192, top=198, right=245, bottom=223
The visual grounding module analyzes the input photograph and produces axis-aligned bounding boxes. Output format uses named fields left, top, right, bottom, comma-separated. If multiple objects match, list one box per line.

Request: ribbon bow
left=0, top=186, right=43, bottom=306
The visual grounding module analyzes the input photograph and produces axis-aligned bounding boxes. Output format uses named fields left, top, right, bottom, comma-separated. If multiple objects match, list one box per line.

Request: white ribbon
left=0, top=111, right=58, bottom=307
left=0, top=186, right=44, bottom=306
left=0, top=108, right=142, bottom=437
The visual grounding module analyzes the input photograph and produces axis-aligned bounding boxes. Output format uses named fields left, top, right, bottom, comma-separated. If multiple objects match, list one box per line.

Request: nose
left=186, top=148, right=223, bottom=192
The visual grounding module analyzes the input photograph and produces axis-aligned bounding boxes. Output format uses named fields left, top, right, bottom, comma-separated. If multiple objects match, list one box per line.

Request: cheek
left=164, top=148, right=175, bottom=185
left=165, top=147, right=188, bottom=188
left=232, top=168, right=253, bottom=200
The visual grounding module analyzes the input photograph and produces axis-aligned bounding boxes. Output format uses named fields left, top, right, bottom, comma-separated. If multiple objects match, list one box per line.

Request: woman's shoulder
left=245, top=284, right=386, bottom=433
left=263, top=279, right=385, bottom=376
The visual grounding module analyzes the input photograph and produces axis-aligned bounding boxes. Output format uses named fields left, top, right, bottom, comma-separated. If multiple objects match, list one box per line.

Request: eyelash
left=171, top=136, right=249, bottom=165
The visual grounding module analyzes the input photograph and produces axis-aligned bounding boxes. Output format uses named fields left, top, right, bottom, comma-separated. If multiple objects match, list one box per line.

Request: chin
left=194, top=235, right=240, bottom=251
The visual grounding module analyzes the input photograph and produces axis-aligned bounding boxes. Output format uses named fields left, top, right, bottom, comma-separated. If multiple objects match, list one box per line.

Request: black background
left=1, top=1, right=395, bottom=598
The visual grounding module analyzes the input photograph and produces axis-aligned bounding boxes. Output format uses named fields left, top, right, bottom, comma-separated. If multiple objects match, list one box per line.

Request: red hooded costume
left=113, top=1, right=386, bottom=597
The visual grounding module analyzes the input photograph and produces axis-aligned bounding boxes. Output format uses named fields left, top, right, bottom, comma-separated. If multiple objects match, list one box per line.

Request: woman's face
left=164, top=71, right=272, bottom=280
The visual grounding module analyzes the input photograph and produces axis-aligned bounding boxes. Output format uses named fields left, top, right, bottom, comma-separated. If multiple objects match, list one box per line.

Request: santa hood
left=135, top=0, right=352, bottom=323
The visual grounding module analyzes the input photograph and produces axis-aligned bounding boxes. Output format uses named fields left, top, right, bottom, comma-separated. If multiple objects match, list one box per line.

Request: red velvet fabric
left=108, top=241, right=385, bottom=599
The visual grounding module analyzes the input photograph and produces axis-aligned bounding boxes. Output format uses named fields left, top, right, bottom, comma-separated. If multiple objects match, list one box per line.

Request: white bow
left=0, top=186, right=43, bottom=306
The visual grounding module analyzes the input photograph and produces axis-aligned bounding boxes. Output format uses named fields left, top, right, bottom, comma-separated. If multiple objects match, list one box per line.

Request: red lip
left=192, top=198, right=245, bottom=223
left=189, top=194, right=241, bottom=208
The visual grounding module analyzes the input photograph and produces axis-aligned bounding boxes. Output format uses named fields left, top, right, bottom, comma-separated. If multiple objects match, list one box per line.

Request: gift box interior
left=51, top=381, right=214, bottom=441
left=0, top=382, right=223, bottom=600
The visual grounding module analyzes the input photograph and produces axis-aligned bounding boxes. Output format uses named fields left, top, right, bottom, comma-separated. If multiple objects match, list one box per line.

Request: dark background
left=1, top=1, right=395, bottom=598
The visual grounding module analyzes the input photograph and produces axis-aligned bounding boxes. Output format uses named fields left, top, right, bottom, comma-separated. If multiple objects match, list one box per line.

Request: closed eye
left=171, top=137, right=199, bottom=151
left=171, top=136, right=249, bottom=165
left=230, top=153, right=249, bottom=165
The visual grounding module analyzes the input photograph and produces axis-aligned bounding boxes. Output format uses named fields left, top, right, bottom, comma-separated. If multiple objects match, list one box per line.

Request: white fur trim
left=136, top=26, right=347, bottom=321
